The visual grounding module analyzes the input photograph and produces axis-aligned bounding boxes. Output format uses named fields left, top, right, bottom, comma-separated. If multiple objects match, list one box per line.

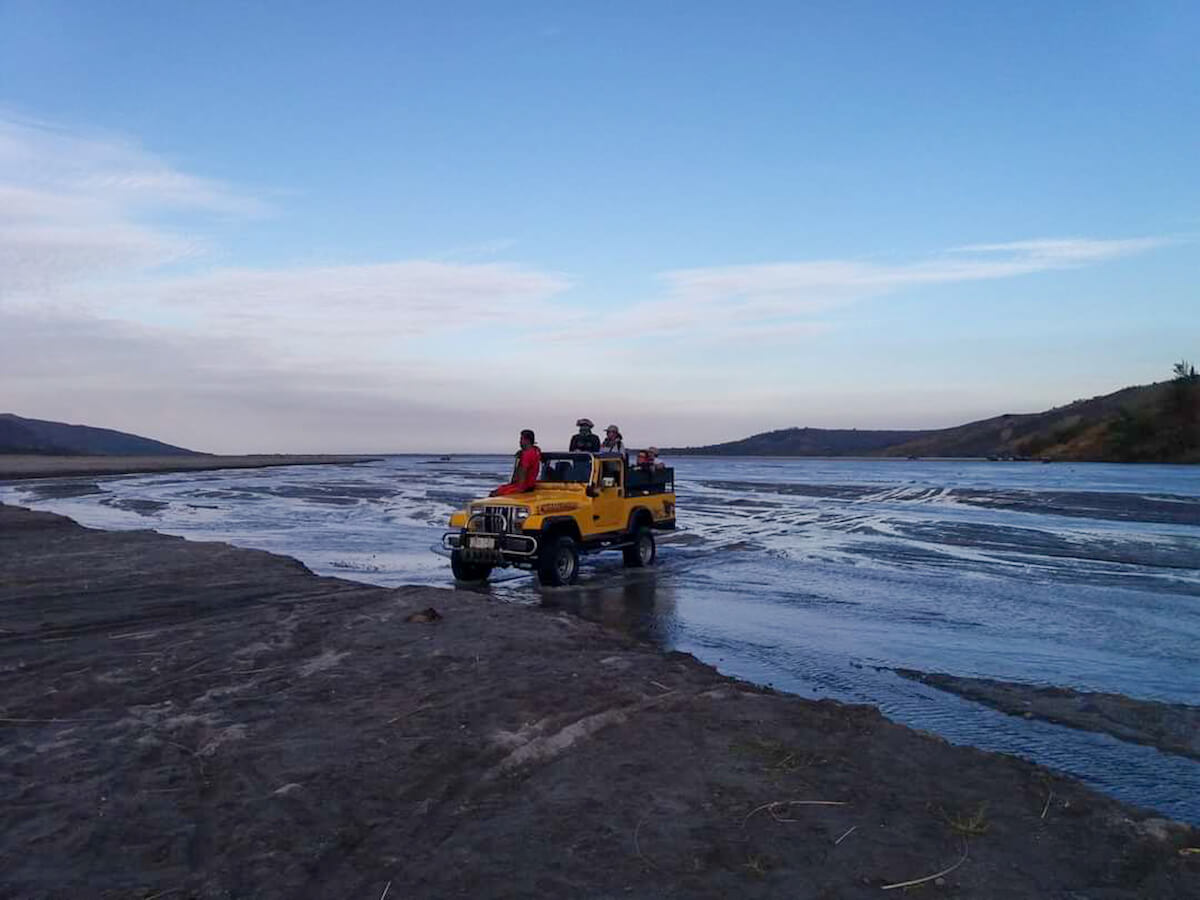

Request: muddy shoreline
left=0, top=453, right=381, bottom=481
left=1, top=503, right=1196, bottom=897
left=893, top=669, right=1200, bottom=761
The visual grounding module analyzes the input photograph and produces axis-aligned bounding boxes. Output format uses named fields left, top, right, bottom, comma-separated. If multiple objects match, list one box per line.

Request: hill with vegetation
left=0, top=414, right=201, bottom=457
left=667, top=362, right=1200, bottom=463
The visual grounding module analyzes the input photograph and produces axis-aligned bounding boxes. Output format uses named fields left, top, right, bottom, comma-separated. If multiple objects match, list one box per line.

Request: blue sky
left=1, top=1, right=1197, bottom=452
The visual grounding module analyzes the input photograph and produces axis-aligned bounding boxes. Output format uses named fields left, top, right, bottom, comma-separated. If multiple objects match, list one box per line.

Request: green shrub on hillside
left=1106, top=360, right=1199, bottom=462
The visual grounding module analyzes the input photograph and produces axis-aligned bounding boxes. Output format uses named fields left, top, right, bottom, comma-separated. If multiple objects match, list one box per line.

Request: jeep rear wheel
left=537, top=535, right=580, bottom=586
left=451, top=550, right=493, bottom=582
left=623, top=526, right=656, bottom=568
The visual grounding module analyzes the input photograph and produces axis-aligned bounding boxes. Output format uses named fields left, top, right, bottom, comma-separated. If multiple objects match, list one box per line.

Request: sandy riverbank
left=0, top=454, right=381, bottom=481
left=1, top=503, right=1196, bottom=898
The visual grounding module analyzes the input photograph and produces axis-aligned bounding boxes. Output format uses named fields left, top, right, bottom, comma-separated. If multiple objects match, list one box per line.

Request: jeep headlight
left=515, top=508, right=530, bottom=523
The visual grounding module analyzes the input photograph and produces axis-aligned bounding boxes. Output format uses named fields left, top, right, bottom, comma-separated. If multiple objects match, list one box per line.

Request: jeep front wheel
left=537, top=535, right=580, bottom=586
left=623, top=526, right=656, bottom=568
left=451, top=550, right=493, bottom=582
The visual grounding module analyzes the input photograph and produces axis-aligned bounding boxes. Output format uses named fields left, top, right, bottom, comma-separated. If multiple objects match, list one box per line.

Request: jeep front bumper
left=442, top=531, right=538, bottom=564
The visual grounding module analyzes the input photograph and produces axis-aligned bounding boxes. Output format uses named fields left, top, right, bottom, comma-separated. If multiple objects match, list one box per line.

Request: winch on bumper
left=442, top=530, right=538, bottom=563
left=442, top=507, right=538, bottom=564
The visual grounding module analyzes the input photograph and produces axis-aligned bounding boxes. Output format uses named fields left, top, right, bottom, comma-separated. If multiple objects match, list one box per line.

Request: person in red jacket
left=492, top=429, right=542, bottom=496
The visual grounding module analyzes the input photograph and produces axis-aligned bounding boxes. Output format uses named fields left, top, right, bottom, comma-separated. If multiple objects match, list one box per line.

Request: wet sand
left=1, top=503, right=1197, bottom=898
left=0, top=453, right=380, bottom=481
left=894, top=669, right=1200, bottom=761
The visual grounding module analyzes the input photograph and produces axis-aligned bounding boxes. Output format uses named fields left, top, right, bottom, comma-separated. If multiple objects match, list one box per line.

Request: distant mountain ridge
left=664, top=427, right=933, bottom=457
left=0, top=414, right=202, bottom=457
left=664, top=372, right=1200, bottom=463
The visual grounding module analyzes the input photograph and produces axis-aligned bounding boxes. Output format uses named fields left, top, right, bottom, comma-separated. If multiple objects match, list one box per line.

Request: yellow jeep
left=443, top=452, right=676, bottom=586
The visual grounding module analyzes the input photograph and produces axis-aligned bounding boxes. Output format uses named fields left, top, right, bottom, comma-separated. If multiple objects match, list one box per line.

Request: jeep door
left=591, top=458, right=625, bottom=534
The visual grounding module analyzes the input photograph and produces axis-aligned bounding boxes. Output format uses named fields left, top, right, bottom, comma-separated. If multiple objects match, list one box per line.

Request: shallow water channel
left=6, top=456, right=1199, bottom=822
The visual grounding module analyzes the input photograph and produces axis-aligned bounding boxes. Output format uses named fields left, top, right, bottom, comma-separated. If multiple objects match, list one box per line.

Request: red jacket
left=495, top=445, right=542, bottom=495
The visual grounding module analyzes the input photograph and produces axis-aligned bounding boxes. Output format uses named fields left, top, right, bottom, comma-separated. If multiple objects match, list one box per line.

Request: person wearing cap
left=601, top=424, right=624, bottom=455
left=569, top=418, right=600, bottom=452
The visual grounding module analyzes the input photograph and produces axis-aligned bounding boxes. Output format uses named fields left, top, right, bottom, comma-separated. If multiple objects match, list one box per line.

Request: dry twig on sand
left=833, top=825, right=857, bottom=846
left=1041, top=789, right=1054, bottom=819
left=379, top=880, right=392, bottom=900
left=742, top=799, right=847, bottom=827
left=880, top=842, right=969, bottom=891
left=634, top=815, right=659, bottom=871
left=388, top=703, right=434, bottom=724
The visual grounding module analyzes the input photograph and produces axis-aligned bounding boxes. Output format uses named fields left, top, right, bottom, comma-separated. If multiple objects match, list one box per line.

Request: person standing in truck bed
left=601, top=424, right=624, bottom=455
left=570, top=418, right=600, bottom=452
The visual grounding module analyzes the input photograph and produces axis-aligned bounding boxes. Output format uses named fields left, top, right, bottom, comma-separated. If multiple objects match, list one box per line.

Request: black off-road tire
left=623, top=526, right=656, bottom=568
left=451, top=550, right=493, bottom=582
left=537, top=535, right=580, bottom=586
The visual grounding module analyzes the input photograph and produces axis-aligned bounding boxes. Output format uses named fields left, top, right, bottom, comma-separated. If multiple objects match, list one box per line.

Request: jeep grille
left=470, top=505, right=520, bottom=534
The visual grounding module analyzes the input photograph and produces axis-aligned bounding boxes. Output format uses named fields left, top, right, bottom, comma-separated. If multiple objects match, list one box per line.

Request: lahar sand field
left=1, top=495, right=1197, bottom=899
left=0, top=454, right=381, bottom=481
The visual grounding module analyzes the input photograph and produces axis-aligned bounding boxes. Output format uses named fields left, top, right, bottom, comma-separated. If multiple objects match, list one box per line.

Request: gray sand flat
left=0, top=503, right=1196, bottom=898
left=0, top=453, right=380, bottom=481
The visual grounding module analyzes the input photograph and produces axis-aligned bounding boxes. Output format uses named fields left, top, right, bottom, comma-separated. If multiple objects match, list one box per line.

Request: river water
left=5, top=456, right=1199, bottom=822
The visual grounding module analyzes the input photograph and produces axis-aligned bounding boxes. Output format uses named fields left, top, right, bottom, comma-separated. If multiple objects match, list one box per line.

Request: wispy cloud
left=0, top=219, right=196, bottom=296
left=605, top=236, right=1174, bottom=343
left=664, top=236, right=1170, bottom=303
left=90, top=260, right=571, bottom=355
left=0, top=114, right=262, bottom=217
left=435, top=237, right=519, bottom=260
left=949, top=237, right=1171, bottom=263
left=0, top=114, right=260, bottom=298
left=0, top=113, right=570, bottom=348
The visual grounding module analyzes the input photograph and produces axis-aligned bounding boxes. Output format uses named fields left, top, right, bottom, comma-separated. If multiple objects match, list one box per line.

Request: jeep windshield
left=538, top=453, right=593, bottom=483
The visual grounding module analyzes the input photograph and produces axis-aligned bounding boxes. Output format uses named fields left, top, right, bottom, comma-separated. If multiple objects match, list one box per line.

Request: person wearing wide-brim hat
left=601, top=424, right=624, bottom=455
left=570, top=418, right=600, bottom=452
